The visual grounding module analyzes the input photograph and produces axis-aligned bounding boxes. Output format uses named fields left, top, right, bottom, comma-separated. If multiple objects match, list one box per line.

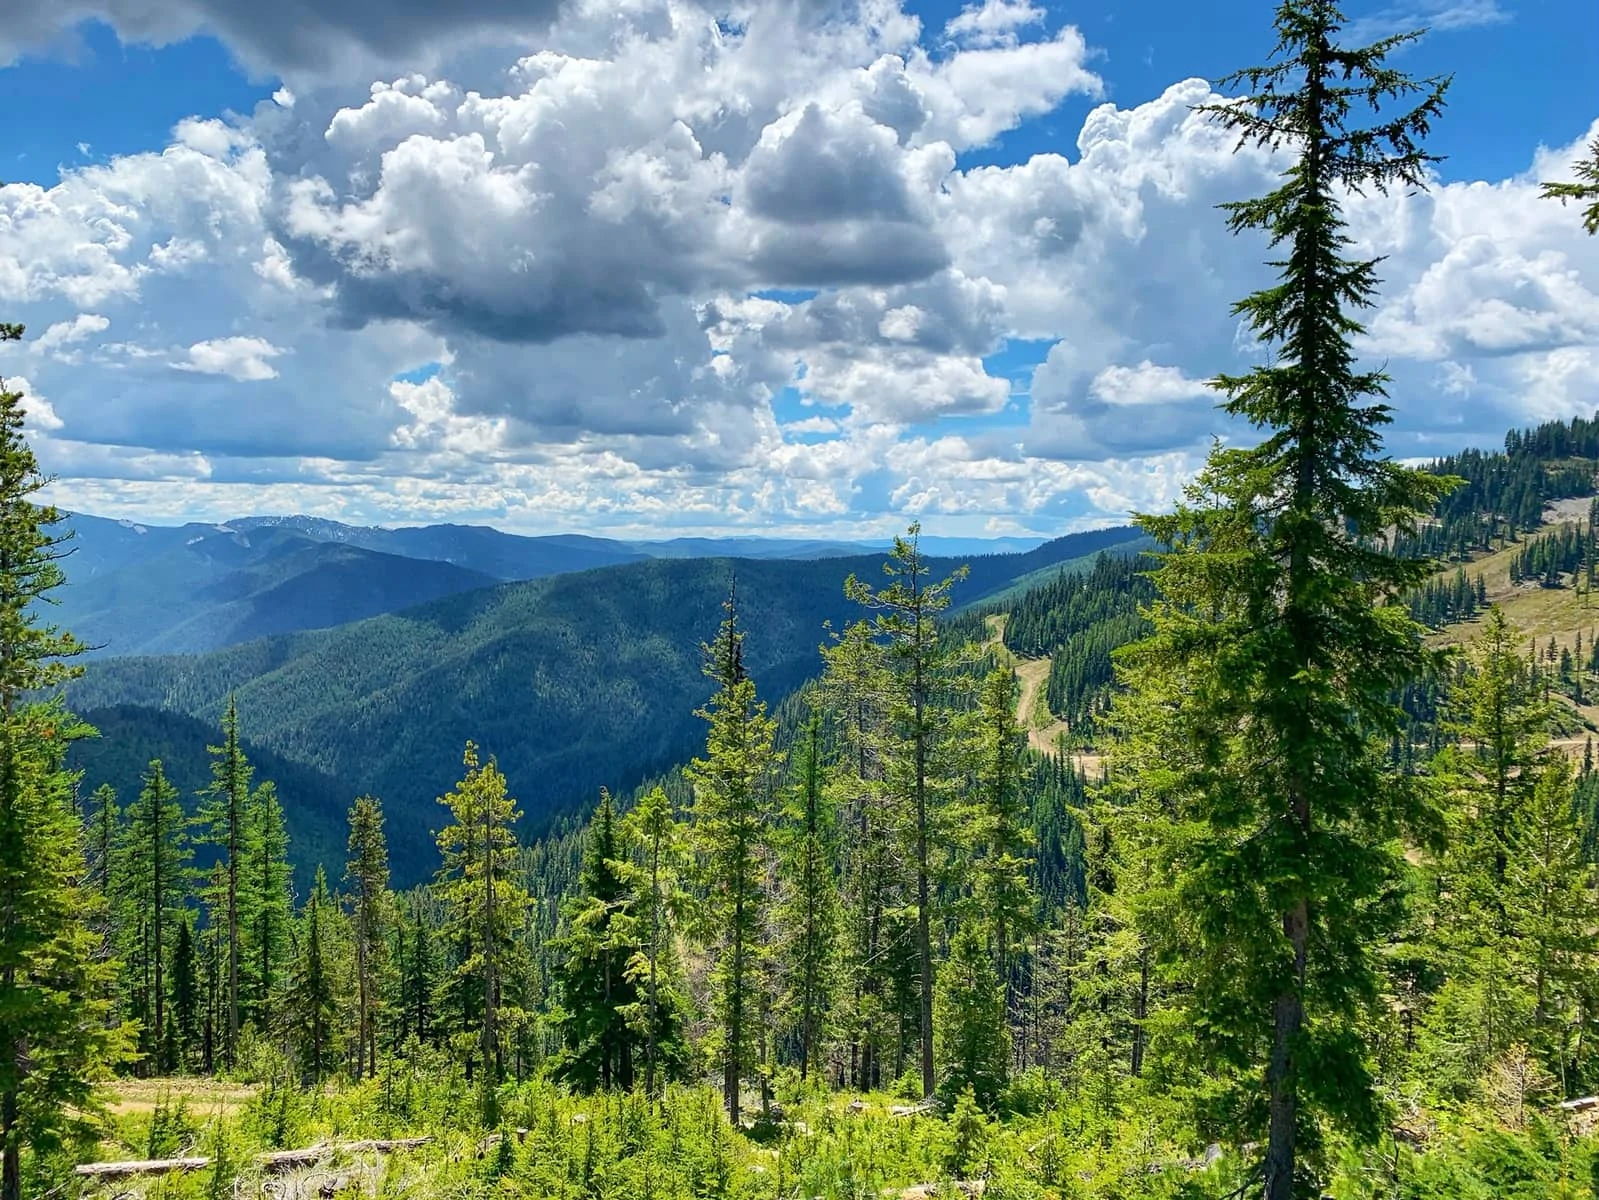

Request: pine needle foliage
left=0, top=326, right=130, bottom=1199
left=1113, top=5, right=1455, bottom=1196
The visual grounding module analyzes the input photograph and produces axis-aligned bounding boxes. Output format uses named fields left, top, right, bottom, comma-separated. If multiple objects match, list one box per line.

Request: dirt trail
left=983, top=615, right=1095, bottom=767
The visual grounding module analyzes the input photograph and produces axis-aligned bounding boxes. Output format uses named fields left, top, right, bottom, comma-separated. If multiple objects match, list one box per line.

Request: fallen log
left=76, top=1136, right=433, bottom=1179
left=74, top=1157, right=210, bottom=1179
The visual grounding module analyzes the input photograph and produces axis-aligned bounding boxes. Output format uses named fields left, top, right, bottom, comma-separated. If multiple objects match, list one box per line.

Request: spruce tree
left=243, top=780, right=292, bottom=1036
left=115, top=759, right=191, bottom=1073
left=345, top=795, right=390, bottom=1080
left=820, top=619, right=895, bottom=1089
left=287, top=867, right=340, bottom=1083
left=846, top=523, right=967, bottom=1100
left=435, top=741, right=528, bottom=1091
left=618, top=784, right=691, bottom=1097
left=934, top=922, right=1009, bottom=1111
left=774, top=715, right=842, bottom=1082
left=195, top=696, right=252, bottom=1066
left=687, top=583, right=778, bottom=1124
left=0, top=329, right=129, bottom=1199
left=1115, top=7, right=1451, bottom=1194
left=552, top=792, right=643, bottom=1091
left=1542, top=135, right=1599, bottom=235
left=964, top=666, right=1036, bottom=1008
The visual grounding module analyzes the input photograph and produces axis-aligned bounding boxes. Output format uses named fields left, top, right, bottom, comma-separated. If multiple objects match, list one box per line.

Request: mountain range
left=57, top=512, right=1051, bottom=657
left=62, top=521, right=1147, bottom=882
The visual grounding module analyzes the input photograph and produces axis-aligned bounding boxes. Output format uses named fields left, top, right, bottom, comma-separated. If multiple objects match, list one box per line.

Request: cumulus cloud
left=0, top=1, right=1594, bottom=538
left=174, top=336, right=287, bottom=381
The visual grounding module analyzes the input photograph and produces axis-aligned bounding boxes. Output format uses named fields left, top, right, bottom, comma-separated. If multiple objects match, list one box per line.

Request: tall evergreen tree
left=687, top=583, right=778, bottom=1124
left=345, top=795, right=390, bottom=1080
left=0, top=328, right=129, bottom=1199
left=195, top=696, right=252, bottom=1067
left=1114, top=8, right=1451, bottom=1195
left=846, top=523, right=968, bottom=1100
left=287, top=867, right=340, bottom=1084
left=964, top=667, right=1036, bottom=1006
left=115, top=759, right=190, bottom=1073
left=435, top=741, right=528, bottom=1093
left=618, top=784, right=691, bottom=1097
left=934, top=921, right=1009, bottom=1111
left=774, top=715, right=842, bottom=1082
left=552, top=793, right=643, bottom=1091
left=820, top=619, right=896, bottom=1090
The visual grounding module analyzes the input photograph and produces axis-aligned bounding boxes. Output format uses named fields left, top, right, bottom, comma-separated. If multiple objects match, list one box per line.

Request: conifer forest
left=3, top=3, right=1599, bottom=1199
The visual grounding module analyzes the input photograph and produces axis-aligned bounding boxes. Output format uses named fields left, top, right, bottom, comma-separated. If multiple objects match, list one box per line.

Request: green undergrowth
left=57, top=1056, right=1599, bottom=1200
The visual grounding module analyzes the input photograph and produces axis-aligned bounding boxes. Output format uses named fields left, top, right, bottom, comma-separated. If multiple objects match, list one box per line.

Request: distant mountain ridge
left=68, top=524, right=1147, bottom=881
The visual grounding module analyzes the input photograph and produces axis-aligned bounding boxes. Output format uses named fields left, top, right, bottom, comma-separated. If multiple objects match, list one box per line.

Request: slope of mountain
left=228, top=516, right=648, bottom=580
left=59, top=525, right=499, bottom=657
left=68, top=525, right=1145, bottom=880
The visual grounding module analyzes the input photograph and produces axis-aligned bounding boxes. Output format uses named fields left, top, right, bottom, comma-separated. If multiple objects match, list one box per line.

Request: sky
left=0, top=0, right=1595, bottom=539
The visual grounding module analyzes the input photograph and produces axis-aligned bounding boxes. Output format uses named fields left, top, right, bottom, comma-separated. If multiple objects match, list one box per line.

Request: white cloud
left=174, top=337, right=287, bottom=381
left=0, top=4, right=1593, bottom=538
left=30, top=313, right=110, bottom=359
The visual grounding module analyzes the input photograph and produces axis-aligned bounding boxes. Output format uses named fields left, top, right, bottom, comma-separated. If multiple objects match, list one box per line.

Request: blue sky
left=0, top=0, right=1595, bottom=537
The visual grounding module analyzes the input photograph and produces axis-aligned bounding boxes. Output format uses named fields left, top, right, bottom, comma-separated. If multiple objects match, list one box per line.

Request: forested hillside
left=8, top=7, right=1599, bottom=1200
left=58, top=525, right=500, bottom=656
left=66, top=525, right=1144, bottom=880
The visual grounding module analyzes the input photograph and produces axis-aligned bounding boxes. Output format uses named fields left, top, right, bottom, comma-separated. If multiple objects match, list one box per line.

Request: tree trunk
left=1264, top=897, right=1308, bottom=1200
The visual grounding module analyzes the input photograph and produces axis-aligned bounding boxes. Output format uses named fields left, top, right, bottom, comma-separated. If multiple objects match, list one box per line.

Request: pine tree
left=115, top=759, right=191, bottom=1073
left=964, top=666, right=1036, bottom=1012
left=820, top=619, right=896, bottom=1090
left=170, top=914, right=199, bottom=1072
left=1542, top=135, right=1599, bottom=235
left=243, top=780, right=292, bottom=1036
left=687, top=582, right=778, bottom=1124
left=0, top=328, right=129, bottom=1199
left=345, top=795, right=390, bottom=1081
left=393, top=890, right=439, bottom=1050
left=934, top=922, right=1009, bottom=1111
left=435, top=741, right=528, bottom=1093
left=774, top=715, right=842, bottom=1082
left=195, top=696, right=252, bottom=1067
left=85, top=783, right=117, bottom=909
left=1507, top=756, right=1594, bottom=1087
left=552, top=793, right=643, bottom=1091
left=846, top=523, right=968, bottom=1100
left=1116, top=7, right=1451, bottom=1194
left=618, top=785, right=692, bottom=1097
left=287, top=867, right=340, bottom=1083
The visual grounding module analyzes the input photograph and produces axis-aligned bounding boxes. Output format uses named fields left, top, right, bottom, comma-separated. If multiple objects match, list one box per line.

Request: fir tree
left=552, top=792, right=643, bottom=1091
left=345, top=795, right=390, bottom=1080
left=435, top=741, right=528, bottom=1091
left=287, top=867, right=340, bottom=1083
left=934, top=922, right=1009, bottom=1111
left=1542, top=135, right=1599, bottom=235
left=115, top=758, right=191, bottom=1073
left=0, top=328, right=129, bottom=1199
left=243, top=780, right=292, bottom=1037
left=195, top=696, right=252, bottom=1067
left=774, top=715, right=842, bottom=1082
left=618, top=784, right=692, bottom=1097
left=846, top=523, right=968, bottom=1099
left=687, top=581, right=778, bottom=1124
left=1507, top=757, right=1594, bottom=1086
left=170, top=914, right=199, bottom=1072
left=1116, top=6, right=1452, bottom=1194
left=964, top=666, right=1036, bottom=1008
